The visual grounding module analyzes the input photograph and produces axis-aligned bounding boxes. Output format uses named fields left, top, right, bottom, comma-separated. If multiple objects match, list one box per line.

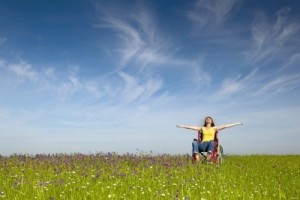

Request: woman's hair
left=203, top=116, right=215, bottom=127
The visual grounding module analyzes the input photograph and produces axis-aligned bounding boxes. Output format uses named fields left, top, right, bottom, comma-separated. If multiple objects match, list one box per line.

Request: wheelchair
left=192, top=131, right=224, bottom=164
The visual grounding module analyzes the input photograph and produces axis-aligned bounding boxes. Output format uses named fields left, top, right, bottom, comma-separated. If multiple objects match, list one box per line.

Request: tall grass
left=0, top=153, right=299, bottom=199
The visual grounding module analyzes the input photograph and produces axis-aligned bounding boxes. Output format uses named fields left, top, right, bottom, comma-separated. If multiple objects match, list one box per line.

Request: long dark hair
left=203, top=116, right=215, bottom=127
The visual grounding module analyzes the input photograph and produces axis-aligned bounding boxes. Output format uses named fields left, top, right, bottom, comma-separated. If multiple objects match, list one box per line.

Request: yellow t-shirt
left=201, top=127, right=215, bottom=142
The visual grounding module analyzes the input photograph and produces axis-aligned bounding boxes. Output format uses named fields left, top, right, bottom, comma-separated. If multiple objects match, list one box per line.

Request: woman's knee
left=192, top=140, right=198, bottom=144
left=192, top=140, right=199, bottom=147
left=207, top=141, right=215, bottom=152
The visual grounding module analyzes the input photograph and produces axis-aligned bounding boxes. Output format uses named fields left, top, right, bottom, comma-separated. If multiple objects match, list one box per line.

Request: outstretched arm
left=176, top=124, right=201, bottom=131
left=215, top=122, right=243, bottom=131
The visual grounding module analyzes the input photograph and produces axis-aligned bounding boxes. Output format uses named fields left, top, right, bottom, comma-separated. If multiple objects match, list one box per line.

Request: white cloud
left=8, top=61, right=39, bottom=82
left=94, top=1, right=216, bottom=99
left=56, top=67, right=83, bottom=99
left=184, top=0, right=238, bottom=30
left=211, top=65, right=300, bottom=104
left=118, top=71, right=163, bottom=103
left=253, top=73, right=300, bottom=97
left=1, top=56, right=167, bottom=108
left=281, top=52, right=300, bottom=71
left=93, top=1, right=214, bottom=99
left=100, top=17, right=144, bottom=67
left=2, top=60, right=101, bottom=101
left=212, top=68, right=258, bottom=100
left=85, top=81, right=102, bottom=98
left=247, top=7, right=300, bottom=64
left=95, top=2, right=179, bottom=69
left=220, top=79, right=242, bottom=95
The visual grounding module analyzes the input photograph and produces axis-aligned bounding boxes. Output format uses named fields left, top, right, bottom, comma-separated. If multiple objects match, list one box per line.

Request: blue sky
left=0, top=0, right=299, bottom=155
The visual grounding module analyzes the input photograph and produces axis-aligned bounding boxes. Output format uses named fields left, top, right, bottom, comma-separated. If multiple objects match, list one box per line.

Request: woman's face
left=205, top=117, right=212, bottom=124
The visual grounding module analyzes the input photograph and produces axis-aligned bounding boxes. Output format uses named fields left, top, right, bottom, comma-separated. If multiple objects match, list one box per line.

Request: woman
left=177, top=116, right=242, bottom=162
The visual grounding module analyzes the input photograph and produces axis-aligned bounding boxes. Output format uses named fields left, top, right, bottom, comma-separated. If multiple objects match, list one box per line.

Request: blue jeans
left=192, top=140, right=215, bottom=154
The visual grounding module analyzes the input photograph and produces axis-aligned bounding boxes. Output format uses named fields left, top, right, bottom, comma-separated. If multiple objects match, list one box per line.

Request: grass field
left=0, top=153, right=299, bottom=200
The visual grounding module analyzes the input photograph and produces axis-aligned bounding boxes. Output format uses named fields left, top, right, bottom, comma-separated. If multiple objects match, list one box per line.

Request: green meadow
left=0, top=153, right=299, bottom=200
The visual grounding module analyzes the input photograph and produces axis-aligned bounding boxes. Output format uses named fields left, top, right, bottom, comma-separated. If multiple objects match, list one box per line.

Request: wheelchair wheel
left=217, top=145, right=224, bottom=164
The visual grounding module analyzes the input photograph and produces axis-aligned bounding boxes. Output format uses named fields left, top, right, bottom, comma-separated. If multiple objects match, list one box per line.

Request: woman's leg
left=192, top=141, right=201, bottom=162
left=194, top=153, right=201, bottom=162
left=206, top=141, right=215, bottom=161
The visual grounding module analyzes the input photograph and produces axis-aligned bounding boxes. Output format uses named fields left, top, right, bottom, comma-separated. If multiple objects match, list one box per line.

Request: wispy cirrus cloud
left=183, top=0, right=239, bottom=30
left=247, top=7, right=300, bottom=64
left=212, top=68, right=258, bottom=100
left=118, top=71, right=163, bottom=103
left=99, top=16, right=144, bottom=67
left=209, top=6, right=300, bottom=103
left=94, top=2, right=180, bottom=69
left=281, top=52, right=300, bottom=71
left=93, top=2, right=212, bottom=98
left=213, top=66, right=300, bottom=102
left=1, top=58, right=163, bottom=105
left=252, top=73, right=300, bottom=97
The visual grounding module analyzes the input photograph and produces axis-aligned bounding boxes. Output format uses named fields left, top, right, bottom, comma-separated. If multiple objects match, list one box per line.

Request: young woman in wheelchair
left=177, top=116, right=242, bottom=162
